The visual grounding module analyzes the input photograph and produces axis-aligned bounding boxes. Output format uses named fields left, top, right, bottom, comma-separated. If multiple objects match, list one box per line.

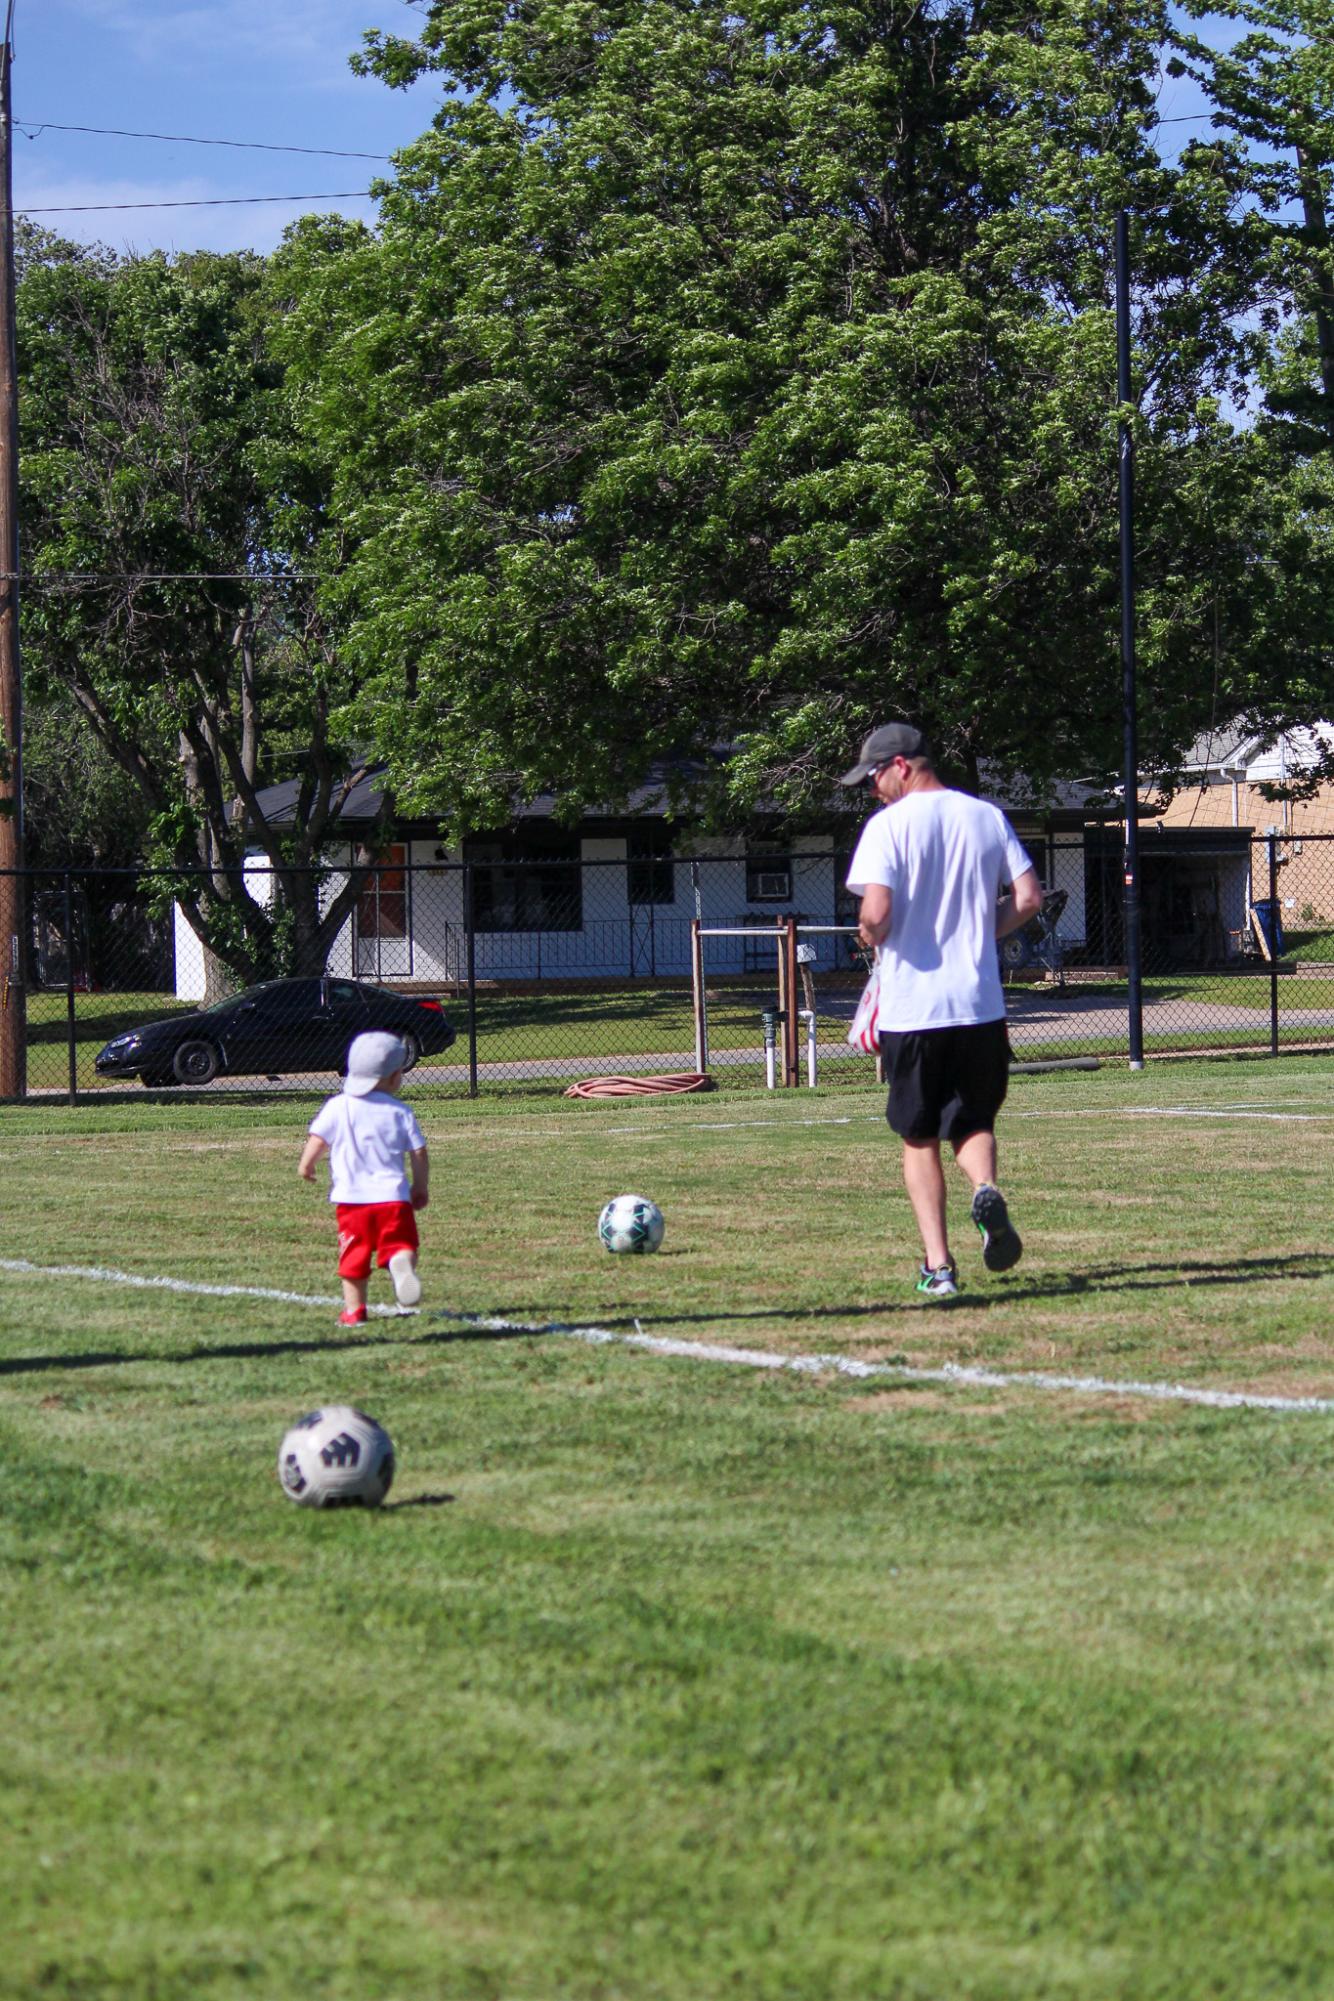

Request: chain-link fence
left=3, top=833, right=1333, bottom=1101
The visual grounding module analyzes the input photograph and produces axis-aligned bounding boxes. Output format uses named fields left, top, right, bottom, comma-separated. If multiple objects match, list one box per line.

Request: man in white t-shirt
left=843, top=722, right=1043, bottom=1299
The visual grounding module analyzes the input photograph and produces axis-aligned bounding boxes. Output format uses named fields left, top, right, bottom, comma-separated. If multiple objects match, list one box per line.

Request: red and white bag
left=847, top=957, right=883, bottom=1053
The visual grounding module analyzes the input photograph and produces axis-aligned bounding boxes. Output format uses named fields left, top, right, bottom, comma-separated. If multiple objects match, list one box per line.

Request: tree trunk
left=201, top=941, right=235, bottom=1003
left=286, top=865, right=332, bottom=978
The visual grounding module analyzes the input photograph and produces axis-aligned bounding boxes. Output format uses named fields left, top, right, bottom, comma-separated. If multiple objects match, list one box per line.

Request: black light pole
left=1116, top=209, right=1145, bottom=1069
left=0, top=4, right=26, bottom=1100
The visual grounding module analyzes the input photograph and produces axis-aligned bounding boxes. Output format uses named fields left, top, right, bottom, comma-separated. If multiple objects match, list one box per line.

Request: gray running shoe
left=915, top=1261, right=959, bottom=1299
left=971, top=1184, right=1022, bottom=1272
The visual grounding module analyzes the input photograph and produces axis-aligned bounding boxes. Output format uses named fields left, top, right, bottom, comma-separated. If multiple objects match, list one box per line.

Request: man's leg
left=944, top=1023, right=1023, bottom=1274
left=953, top=1128, right=997, bottom=1191
left=954, top=1129, right=1022, bottom=1273
left=902, top=1139, right=951, bottom=1271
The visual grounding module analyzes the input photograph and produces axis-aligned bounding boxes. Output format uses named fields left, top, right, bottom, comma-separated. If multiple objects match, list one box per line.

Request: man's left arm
left=995, top=869, right=1042, bottom=940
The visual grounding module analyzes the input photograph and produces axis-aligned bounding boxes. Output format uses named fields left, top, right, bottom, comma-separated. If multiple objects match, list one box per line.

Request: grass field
left=4, top=1057, right=1334, bottom=1998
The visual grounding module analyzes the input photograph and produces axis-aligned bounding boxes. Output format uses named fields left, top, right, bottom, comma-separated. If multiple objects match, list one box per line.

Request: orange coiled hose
left=562, top=1072, right=714, bottom=1098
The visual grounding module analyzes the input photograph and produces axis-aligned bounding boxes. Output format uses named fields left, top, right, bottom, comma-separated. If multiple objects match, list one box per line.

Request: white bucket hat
left=343, top=1029, right=407, bottom=1096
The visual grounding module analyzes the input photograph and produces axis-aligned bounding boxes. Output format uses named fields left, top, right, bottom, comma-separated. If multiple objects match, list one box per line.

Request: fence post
left=0, top=871, right=24, bottom=1099
left=783, top=917, right=799, bottom=1086
left=64, top=869, right=78, bottom=1105
left=464, top=862, right=478, bottom=1098
left=1269, top=834, right=1279, bottom=1058
left=691, top=918, right=708, bottom=1073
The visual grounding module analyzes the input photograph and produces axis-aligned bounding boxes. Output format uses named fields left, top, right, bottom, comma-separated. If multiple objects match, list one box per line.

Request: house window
left=627, top=829, right=675, bottom=905
left=746, top=849, right=793, bottom=902
left=356, top=847, right=408, bottom=939
left=471, top=839, right=582, bottom=932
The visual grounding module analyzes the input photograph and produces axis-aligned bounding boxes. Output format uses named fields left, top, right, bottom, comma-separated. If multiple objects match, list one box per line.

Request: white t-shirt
left=846, top=789, right=1034, bottom=1032
left=308, top=1090, right=427, bottom=1204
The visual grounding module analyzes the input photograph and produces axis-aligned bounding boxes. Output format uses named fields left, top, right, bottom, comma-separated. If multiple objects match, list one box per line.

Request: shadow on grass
left=446, top=1252, right=1334, bottom=1332
left=5, top=1252, right=1333, bottom=1378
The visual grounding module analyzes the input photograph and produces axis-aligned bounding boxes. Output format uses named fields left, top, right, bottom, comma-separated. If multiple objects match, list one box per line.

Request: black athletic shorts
left=879, top=1019, right=1011, bottom=1144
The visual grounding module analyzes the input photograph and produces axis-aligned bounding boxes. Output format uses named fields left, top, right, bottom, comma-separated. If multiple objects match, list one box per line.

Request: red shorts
left=335, top=1201, right=419, bottom=1281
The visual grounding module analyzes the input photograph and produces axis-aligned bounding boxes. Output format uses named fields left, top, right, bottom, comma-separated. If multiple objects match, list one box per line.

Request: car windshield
left=196, top=981, right=285, bottom=1017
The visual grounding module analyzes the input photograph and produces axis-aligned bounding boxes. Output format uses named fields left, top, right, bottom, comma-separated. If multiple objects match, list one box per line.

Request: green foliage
left=23, top=697, right=148, bottom=869
left=16, top=225, right=387, bottom=983
left=1173, top=0, right=1334, bottom=446
left=266, top=0, right=1334, bottom=831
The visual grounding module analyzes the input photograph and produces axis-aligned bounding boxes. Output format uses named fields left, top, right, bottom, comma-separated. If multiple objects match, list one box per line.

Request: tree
left=1173, top=0, right=1334, bottom=446
left=17, top=224, right=390, bottom=987
left=270, top=0, right=1334, bottom=828
left=23, top=694, right=148, bottom=870
left=1161, top=0, right=1334, bottom=794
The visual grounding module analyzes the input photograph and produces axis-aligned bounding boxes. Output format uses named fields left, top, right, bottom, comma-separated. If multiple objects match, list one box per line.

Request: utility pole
left=1115, top=210, right=1144, bottom=1071
left=0, top=11, right=23, bottom=1097
left=0, top=13, right=23, bottom=1100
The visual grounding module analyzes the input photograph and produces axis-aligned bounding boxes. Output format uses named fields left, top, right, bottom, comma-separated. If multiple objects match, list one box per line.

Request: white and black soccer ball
left=277, top=1406, right=395, bottom=1509
left=598, top=1193, right=665, bottom=1255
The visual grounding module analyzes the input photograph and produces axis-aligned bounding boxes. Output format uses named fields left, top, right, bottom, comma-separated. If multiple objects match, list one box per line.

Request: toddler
left=298, top=1029, right=429, bottom=1325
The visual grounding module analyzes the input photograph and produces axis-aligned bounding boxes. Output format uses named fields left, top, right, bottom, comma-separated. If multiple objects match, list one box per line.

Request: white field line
left=0, top=1258, right=411, bottom=1318
left=445, top=1314, right=1334, bottom=1413
left=2, top=1257, right=1332, bottom=1415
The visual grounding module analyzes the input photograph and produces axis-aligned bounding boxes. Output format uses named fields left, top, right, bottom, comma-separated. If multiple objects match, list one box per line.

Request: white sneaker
left=388, top=1250, right=422, bottom=1307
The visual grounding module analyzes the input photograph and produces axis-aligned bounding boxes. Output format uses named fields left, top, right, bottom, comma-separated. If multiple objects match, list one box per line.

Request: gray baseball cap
left=839, top=722, right=930, bottom=787
left=344, top=1029, right=408, bottom=1095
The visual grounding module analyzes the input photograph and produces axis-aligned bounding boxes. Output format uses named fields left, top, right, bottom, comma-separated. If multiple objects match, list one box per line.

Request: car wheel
left=140, top=1070, right=181, bottom=1089
left=398, top=1032, right=421, bottom=1073
left=173, top=1039, right=221, bottom=1086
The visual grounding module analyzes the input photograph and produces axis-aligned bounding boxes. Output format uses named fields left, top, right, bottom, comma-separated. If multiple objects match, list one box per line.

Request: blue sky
left=16, top=0, right=1227, bottom=260
left=14, top=0, right=445, bottom=255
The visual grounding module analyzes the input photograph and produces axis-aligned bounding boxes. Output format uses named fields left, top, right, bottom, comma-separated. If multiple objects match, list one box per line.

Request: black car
left=94, top=976, right=456, bottom=1088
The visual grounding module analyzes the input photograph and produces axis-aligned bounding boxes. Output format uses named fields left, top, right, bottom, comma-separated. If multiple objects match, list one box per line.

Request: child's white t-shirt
left=308, top=1090, right=427, bottom=1204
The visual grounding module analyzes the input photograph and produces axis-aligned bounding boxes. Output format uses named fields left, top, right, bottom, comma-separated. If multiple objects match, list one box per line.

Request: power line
left=17, top=192, right=374, bottom=214
left=9, top=571, right=315, bottom=584
left=15, top=120, right=393, bottom=161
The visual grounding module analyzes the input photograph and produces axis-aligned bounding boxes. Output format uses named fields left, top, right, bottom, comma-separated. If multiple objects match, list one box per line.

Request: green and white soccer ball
left=598, top=1193, right=665, bottom=1255
left=277, top=1406, right=396, bottom=1509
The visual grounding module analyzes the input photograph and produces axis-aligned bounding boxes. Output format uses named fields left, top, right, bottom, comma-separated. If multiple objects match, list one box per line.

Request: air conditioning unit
left=754, top=871, right=791, bottom=900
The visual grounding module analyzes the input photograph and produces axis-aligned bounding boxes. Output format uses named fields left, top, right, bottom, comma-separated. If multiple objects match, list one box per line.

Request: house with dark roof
left=173, top=763, right=1144, bottom=997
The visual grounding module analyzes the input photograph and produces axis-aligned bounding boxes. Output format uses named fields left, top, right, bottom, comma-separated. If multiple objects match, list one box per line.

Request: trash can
left=1251, top=899, right=1284, bottom=958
